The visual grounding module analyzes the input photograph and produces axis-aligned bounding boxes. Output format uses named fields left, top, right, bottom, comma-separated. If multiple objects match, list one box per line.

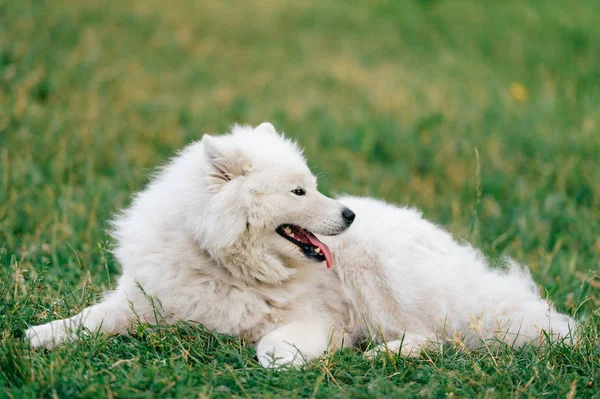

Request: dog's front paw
left=365, top=333, right=435, bottom=359
left=255, top=318, right=331, bottom=369
left=256, top=332, right=316, bottom=369
left=25, top=321, right=70, bottom=349
left=365, top=340, right=422, bottom=359
left=25, top=324, right=54, bottom=349
left=257, top=347, right=306, bottom=369
left=256, top=339, right=308, bottom=369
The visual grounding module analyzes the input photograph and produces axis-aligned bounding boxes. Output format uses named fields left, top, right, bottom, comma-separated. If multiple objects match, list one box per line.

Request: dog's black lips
left=276, top=224, right=326, bottom=262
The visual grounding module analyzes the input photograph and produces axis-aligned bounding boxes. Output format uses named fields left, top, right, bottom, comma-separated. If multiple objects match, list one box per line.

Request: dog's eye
left=291, top=187, right=306, bottom=196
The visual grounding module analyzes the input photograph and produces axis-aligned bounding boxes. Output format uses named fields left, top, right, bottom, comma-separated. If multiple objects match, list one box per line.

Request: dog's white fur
left=26, top=123, right=575, bottom=367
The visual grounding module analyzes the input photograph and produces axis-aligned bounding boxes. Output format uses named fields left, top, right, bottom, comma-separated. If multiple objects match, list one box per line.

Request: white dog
left=26, top=123, right=575, bottom=367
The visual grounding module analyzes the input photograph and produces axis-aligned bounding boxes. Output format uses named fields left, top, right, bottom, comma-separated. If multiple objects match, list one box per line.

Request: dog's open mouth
left=276, top=224, right=333, bottom=268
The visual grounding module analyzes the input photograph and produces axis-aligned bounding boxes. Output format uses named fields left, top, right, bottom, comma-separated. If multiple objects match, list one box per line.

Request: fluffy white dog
left=26, top=123, right=575, bottom=367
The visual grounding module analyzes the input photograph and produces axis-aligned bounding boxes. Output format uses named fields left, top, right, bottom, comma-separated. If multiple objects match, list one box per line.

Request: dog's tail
left=483, top=258, right=577, bottom=348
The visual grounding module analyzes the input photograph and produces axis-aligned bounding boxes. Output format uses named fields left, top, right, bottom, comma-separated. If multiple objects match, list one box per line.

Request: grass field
left=1, top=0, right=600, bottom=397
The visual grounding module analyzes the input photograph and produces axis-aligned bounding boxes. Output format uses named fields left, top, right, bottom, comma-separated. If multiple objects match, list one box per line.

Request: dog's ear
left=255, top=122, right=278, bottom=136
left=203, top=134, right=251, bottom=186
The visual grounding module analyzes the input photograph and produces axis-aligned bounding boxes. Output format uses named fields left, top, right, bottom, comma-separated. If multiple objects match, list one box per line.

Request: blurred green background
left=1, top=0, right=599, bottom=397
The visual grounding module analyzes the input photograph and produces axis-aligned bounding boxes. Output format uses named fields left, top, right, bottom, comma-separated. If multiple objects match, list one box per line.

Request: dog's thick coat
left=26, top=123, right=575, bottom=367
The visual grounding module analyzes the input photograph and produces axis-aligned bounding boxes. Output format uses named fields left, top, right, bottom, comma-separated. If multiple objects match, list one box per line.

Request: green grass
left=1, top=0, right=600, bottom=397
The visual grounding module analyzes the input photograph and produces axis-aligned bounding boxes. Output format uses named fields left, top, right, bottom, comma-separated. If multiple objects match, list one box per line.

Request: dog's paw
left=365, top=333, right=435, bottom=359
left=365, top=340, right=422, bottom=359
left=256, top=335, right=312, bottom=369
left=25, top=324, right=54, bottom=349
left=257, top=347, right=307, bottom=369
left=25, top=321, right=70, bottom=349
left=256, top=338, right=309, bottom=369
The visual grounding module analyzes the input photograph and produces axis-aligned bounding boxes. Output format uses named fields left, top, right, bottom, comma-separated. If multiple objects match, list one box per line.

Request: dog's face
left=198, top=123, right=354, bottom=270
left=247, top=161, right=354, bottom=269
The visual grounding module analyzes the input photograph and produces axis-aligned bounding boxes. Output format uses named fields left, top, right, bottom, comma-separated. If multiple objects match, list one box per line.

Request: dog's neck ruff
left=211, top=240, right=296, bottom=286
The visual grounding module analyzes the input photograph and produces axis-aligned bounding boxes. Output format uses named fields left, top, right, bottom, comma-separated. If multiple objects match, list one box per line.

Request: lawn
left=1, top=0, right=599, bottom=397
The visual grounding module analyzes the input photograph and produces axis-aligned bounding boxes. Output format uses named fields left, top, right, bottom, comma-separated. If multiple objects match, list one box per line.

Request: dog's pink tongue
left=306, top=234, right=333, bottom=269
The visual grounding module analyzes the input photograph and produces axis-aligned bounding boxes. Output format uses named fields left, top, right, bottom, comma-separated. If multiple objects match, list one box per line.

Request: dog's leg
left=364, top=332, right=436, bottom=359
left=25, top=294, right=134, bottom=349
left=256, top=317, right=344, bottom=368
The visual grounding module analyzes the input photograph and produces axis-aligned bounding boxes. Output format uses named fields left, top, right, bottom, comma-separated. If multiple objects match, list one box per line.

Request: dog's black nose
left=342, top=208, right=356, bottom=225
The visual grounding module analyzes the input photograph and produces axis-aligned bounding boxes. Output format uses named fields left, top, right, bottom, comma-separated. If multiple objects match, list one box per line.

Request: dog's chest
left=167, top=270, right=308, bottom=341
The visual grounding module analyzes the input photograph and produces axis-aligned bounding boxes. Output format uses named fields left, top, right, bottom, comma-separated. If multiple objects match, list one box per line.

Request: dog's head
left=184, top=123, right=354, bottom=282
